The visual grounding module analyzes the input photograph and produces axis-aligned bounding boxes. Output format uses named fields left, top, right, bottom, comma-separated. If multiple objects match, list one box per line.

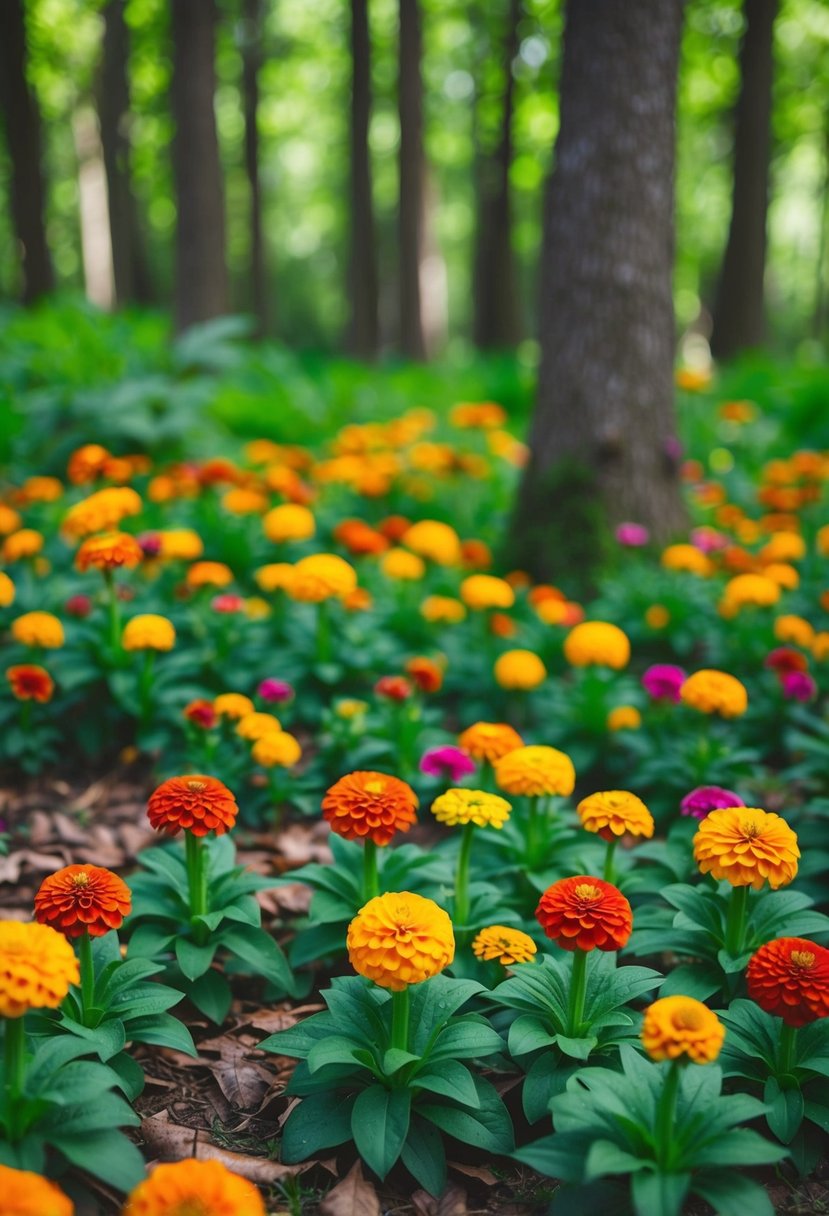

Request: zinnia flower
left=288, top=553, right=357, bottom=601
left=322, top=771, right=418, bottom=846
left=747, top=937, right=829, bottom=1027
left=405, top=656, right=444, bottom=693
left=2, top=529, right=44, bottom=562
left=122, top=614, right=176, bottom=652
left=419, top=745, right=476, bottom=782
left=563, top=621, right=630, bottom=669
left=765, top=647, right=809, bottom=676
left=251, top=731, right=302, bottom=767
left=457, top=721, right=523, bottom=764
left=347, top=891, right=454, bottom=989
left=472, top=925, right=537, bottom=966
left=0, top=571, right=15, bottom=607
left=186, top=560, right=233, bottom=589
left=236, top=711, right=282, bottom=740
left=641, top=664, right=687, bottom=703
left=184, top=699, right=218, bottom=729
left=213, top=693, right=255, bottom=721
left=0, top=920, right=80, bottom=1017
left=781, top=671, right=817, bottom=702
left=123, top=1158, right=266, bottom=1216
left=0, top=1164, right=74, bottom=1216
left=495, top=745, right=576, bottom=798
left=421, top=595, right=466, bottom=623
left=62, top=486, right=142, bottom=538
left=34, top=865, right=132, bottom=938
left=147, top=775, right=238, bottom=837
left=75, top=532, right=143, bottom=572
left=263, top=503, right=315, bottom=543
left=693, top=806, right=799, bottom=889
left=494, top=649, right=546, bottom=690
left=402, top=519, right=462, bottom=566
left=11, top=611, right=64, bottom=648
left=375, top=675, right=413, bottom=701
left=680, top=786, right=745, bottom=820
left=680, top=669, right=748, bottom=717
left=577, top=790, right=654, bottom=840
left=774, top=615, right=815, bottom=648
left=606, top=706, right=641, bottom=731
left=536, top=876, right=632, bottom=952
left=431, top=788, right=511, bottom=829
left=641, top=995, right=725, bottom=1063
left=615, top=522, right=649, bottom=546
left=460, top=574, right=515, bottom=610
left=661, top=543, right=714, bottom=577
left=381, top=548, right=425, bottom=580
left=6, top=664, right=54, bottom=702
left=257, top=677, right=294, bottom=704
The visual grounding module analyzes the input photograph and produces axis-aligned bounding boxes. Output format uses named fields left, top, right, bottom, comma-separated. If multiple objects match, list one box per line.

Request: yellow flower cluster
left=431, top=788, right=512, bottom=829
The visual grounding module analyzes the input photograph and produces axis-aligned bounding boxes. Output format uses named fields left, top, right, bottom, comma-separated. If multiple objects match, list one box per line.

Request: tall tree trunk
left=509, top=0, right=687, bottom=586
left=473, top=0, right=521, bottom=350
left=0, top=0, right=54, bottom=302
left=98, top=0, right=153, bottom=305
left=398, top=0, right=426, bottom=359
left=710, top=0, right=777, bottom=359
left=170, top=0, right=229, bottom=332
left=348, top=0, right=379, bottom=359
left=241, top=0, right=268, bottom=333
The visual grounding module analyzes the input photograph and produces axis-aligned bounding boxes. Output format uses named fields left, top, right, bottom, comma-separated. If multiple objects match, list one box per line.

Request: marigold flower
left=7, top=664, right=54, bottom=702
left=0, top=505, right=22, bottom=535
left=2, top=528, right=44, bottom=562
left=147, top=775, right=238, bottom=837
left=420, top=594, right=466, bottom=623
left=334, top=518, right=389, bottom=556
left=494, top=649, right=546, bottom=690
left=458, top=721, right=523, bottom=763
left=158, top=528, right=204, bottom=561
left=322, top=771, right=418, bottom=846
left=68, top=443, right=111, bottom=484
left=577, top=790, right=654, bottom=841
left=680, top=669, right=748, bottom=717
left=0, top=1164, right=74, bottom=1216
left=405, top=656, right=444, bottom=693
left=347, top=891, right=454, bottom=989
left=563, top=621, right=630, bottom=669
left=747, top=937, right=829, bottom=1027
left=0, top=920, right=80, bottom=1017
left=680, top=785, right=744, bottom=820
left=34, top=864, right=131, bottom=939
left=431, top=788, right=512, bottom=829
left=472, top=925, right=537, bottom=966
left=380, top=547, right=424, bottom=581
left=11, top=611, right=64, bottom=648
left=375, top=675, right=413, bottom=700
left=460, top=574, right=515, bottom=611
left=774, top=615, right=815, bottom=648
left=661, top=543, right=714, bottom=576
left=122, top=614, right=176, bottom=652
left=251, top=731, right=302, bottom=768
left=402, top=519, right=462, bottom=566
left=236, top=711, right=281, bottom=740
left=184, top=699, right=217, bottom=729
left=0, top=570, right=15, bottom=607
left=62, top=487, right=142, bottom=538
left=641, top=663, right=687, bottom=702
left=495, top=745, right=575, bottom=798
left=536, top=876, right=632, bottom=952
left=288, top=553, right=357, bottom=601
left=693, top=806, right=799, bottom=890
left=212, top=692, right=255, bottom=721
left=263, top=503, right=315, bottom=543
left=760, top=532, right=806, bottom=564
left=606, top=705, right=641, bottom=731
left=222, top=487, right=268, bottom=515
left=641, top=996, right=725, bottom=1064
left=123, top=1158, right=266, bottom=1216
left=719, top=573, right=781, bottom=615
left=75, top=532, right=143, bottom=573
left=186, top=560, right=233, bottom=589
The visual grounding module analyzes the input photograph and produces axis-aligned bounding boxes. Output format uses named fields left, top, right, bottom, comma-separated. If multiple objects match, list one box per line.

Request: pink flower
left=641, top=664, right=687, bottom=703
left=65, top=594, right=93, bottom=618
left=211, top=594, right=245, bottom=614
left=615, top=522, right=650, bottom=547
left=680, top=786, right=745, bottom=820
left=691, top=526, right=727, bottom=553
left=781, top=671, right=817, bottom=702
left=138, top=531, right=162, bottom=558
left=419, top=746, right=476, bottom=783
left=257, top=678, right=294, bottom=704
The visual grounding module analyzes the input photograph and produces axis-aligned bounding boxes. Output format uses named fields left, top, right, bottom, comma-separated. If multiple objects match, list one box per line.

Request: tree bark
left=241, top=0, right=268, bottom=333
left=0, top=0, right=54, bottom=302
left=170, top=0, right=229, bottom=332
left=398, top=0, right=426, bottom=359
left=473, top=0, right=521, bottom=350
left=509, top=0, right=687, bottom=586
left=348, top=0, right=379, bottom=359
left=710, top=0, right=778, bottom=359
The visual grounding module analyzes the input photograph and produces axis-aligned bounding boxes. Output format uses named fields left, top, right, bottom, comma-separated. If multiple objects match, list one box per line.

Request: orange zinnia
left=147, top=775, right=238, bottom=837
left=123, top=1158, right=266, bottom=1216
left=347, top=892, right=454, bottom=989
left=34, top=865, right=132, bottom=939
left=0, top=1164, right=74, bottom=1216
left=322, top=771, right=418, bottom=846
left=747, top=937, right=829, bottom=1027
left=693, top=806, right=799, bottom=890
left=0, top=921, right=80, bottom=1017
left=75, top=531, right=143, bottom=572
left=641, top=996, right=725, bottom=1064
left=405, top=656, right=444, bottom=693
left=457, top=721, right=523, bottom=764
left=536, top=875, right=632, bottom=952
left=6, top=664, right=54, bottom=702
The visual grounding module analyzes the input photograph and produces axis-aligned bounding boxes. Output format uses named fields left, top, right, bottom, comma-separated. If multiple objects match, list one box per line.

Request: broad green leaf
left=352, top=1085, right=411, bottom=1179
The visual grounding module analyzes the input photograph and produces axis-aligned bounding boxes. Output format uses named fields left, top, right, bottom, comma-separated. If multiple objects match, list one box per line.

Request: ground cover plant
left=1, top=316, right=828, bottom=1213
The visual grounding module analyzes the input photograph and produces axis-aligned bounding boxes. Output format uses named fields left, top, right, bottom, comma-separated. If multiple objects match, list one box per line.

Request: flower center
left=574, top=883, right=601, bottom=903
left=186, top=779, right=206, bottom=792
left=673, top=1006, right=705, bottom=1031
left=71, top=873, right=90, bottom=889
left=791, top=950, right=815, bottom=970
left=364, top=780, right=385, bottom=795
left=170, top=1201, right=208, bottom=1216
left=740, top=820, right=760, bottom=840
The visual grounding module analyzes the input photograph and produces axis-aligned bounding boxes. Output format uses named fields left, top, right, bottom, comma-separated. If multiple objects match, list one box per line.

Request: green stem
left=778, top=1021, right=798, bottom=1076
left=138, top=650, right=155, bottom=727
left=391, top=988, right=410, bottom=1053
left=77, top=931, right=96, bottom=1025
left=316, top=600, right=331, bottom=664
left=104, top=569, right=121, bottom=656
left=724, top=884, right=750, bottom=957
left=455, top=822, right=475, bottom=929
left=363, top=839, right=379, bottom=902
left=185, top=832, right=208, bottom=942
left=603, top=837, right=618, bottom=883
left=656, top=1060, right=682, bottom=1169
left=526, top=796, right=539, bottom=868
left=567, top=948, right=589, bottom=1037
left=4, top=1016, right=25, bottom=1136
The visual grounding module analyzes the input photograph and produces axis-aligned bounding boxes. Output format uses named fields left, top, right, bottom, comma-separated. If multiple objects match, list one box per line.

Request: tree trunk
left=348, top=0, right=379, bottom=359
left=509, top=0, right=687, bottom=586
left=473, top=0, right=521, bottom=350
left=710, top=0, right=777, bottom=359
left=398, top=0, right=426, bottom=359
left=98, top=0, right=153, bottom=305
left=241, top=0, right=268, bottom=333
left=0, top=0, right=54, bottom=302
left=170, top=0, right=229, bottom=332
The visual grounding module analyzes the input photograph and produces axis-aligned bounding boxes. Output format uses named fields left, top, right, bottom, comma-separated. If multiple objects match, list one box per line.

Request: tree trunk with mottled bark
left=398, top=0, right=426, bottom=359
left=349, top=0, right=378, bottom=359
left=509, top=0, right=687, bottom=586
left=241, top=0, right=268, bottom=333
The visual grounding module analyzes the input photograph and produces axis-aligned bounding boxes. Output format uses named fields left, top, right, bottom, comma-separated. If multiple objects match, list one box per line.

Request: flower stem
left=103, top=569, right=121, bottom=657
left=603, top=837, right=618, bottom=883
left=455, top=822, right=475, bottom=930
left=656, top=1060, right=682, bottom=1169
left=138, top=650, right=155, bottom=727
left=724, top=884, right=750, bottom=957
left=778, top=1021, right=798, bottom=1076
left=526, top=796, right=539, bottom=868
left=391, top=988, right=410, bottom=1053
left=363, top=839, right=379, bottom=902
left=4, top=1016, right=25, bottom=1138
left=185, top=832, right=208, bottom=941
left=567, top=948, right=589, bottom=1037
left=315, top=600, right=331, bottom=664
left=77, top=931, right=96, bottom=1025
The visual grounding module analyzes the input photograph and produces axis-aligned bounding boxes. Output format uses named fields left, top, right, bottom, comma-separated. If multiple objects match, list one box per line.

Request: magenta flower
left=257, top=678, right=295, bottom=704
left=65, top=594, right=93, bottom=618
left=781, top=671, right=817, bottom=702
left=641, top=664, right=687, bottom=703
left=419, top=745, right=476, bottom=783
left=680, top=786, right=745, bottom=820
left=691, top=526, right=727, bottom=553
left=615, top=522, right=650, bottom=547
left=137, top=531, right=162, bottom=558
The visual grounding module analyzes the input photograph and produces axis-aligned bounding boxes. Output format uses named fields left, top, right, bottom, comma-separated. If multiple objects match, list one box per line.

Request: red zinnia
left=6, top=664, right=54, bottom=703
left=765, top=647, right=809, bottom=676
left=536, top=875, right=633, bottom=952
left=375, top=675, right=413, bottom=701
left=184, top=699, right=218, bottom=729
left=405, top=657, right=443, bottom=693
left=322, top=771, right=418, bottom=846
left=34, top=864, right=132, bottom=938
left=147, top=775, right=238, bottom=837
left=747, top=937, right=829, bottom=1027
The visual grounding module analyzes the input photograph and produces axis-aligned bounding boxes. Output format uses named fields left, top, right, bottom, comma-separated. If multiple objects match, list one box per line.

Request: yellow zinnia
left=460, top=575, right=515, bottom=611
left=263, top=503, right=315, bottom=542
left=0, top=921, right=80, bottom=1017
left=472, top=925, right=537, bottom=966
left=495, top=745, right=576, bottom=798
left=213, top=693, right=255, bottom=720
left=122, top=614, right=176, bottom=652
left=641, top=996, right=725, bottom=1064
left=11, top=611, right=64, bottom=649
left=251, top=731, right=302, bottom=768
left=347, top=892, right=454, bottom=990
left=431, top=788, right=512, bottom=829
left=563, top=621, right=630, bottom=669
left=693, top=806, right=799, bottom=890
left=680, top=669, right=748, bottom=717
left=494, top=649, right=546, bottom=690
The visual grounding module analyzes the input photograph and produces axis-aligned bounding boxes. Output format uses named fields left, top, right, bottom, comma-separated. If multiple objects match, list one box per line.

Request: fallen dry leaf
left=448, top=1161, right=499, bottom=1186
left=320, top=1160, right=381, bottom=1216
left=141, top=1111, right=305, bottom=1184
left=411, top=1183, right=467, bottom=1216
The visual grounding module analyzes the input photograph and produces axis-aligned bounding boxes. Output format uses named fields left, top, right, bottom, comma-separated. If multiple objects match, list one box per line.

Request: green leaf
left=175, top=937, right=217, bottom=981
left=281, top=1090, right=356, bottom=1163
left=765, top=1076, right=804, bottom=1143
left=352, top=1085, right=411, bottom=1180
left=414, top=1061, right=480, bottom=1108
left=508, top=1014, right=559, bottom=1057
left=585, top=1139, right=651, bottom=1179
left=107, top=1050, right=146, bottom=1101
left=219, top=925, right=294, bottom=992
left=128, top=1013, right=197, bottom=1056
left=555, top=1034, right=598, bottom=1061
left=188, top=970, right=232, bottom=1025
left=382, top=1048, right=420, bottom=1075
left=127, top=923, right=176, bottom=959
left=420, top=1074, right=514, bottom=1153
left=631, top=1171, right=690, bottom=1216
left=428, top=1018, right=503, bottom=1063
left=693, top=1129, right=788, bottom=1167
left=52, top=1129, right=145, bottom=1190
left=513, top=1130, right=592, bottom=1183
left=659, top=962, right=722, bottom=1002
left=307, top=1035, right=369, bottom=1074
left=401, top=1114, right=447, bottom=1197
left=695, top=1171, right=774, bottom=1216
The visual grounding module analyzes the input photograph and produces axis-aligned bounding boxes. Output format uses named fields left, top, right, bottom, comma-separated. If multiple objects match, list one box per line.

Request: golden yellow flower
left=763, top=562, right=799, bottom=590
left=222, top=487, right=269, bottom=515
left=495, top=745, right=576, bottom=798
left=494, top=649, right=546, bottom=690
left=431, top=788, right=512, bottom=829
left=450, top=401, right=507, bottom=429
left=0, top=505, right=22, bottom=535
left=774, top=615, right=815, bottom=648
left=660, top=544, right=714, bottom=577
left=75, top=532, right=143, bottom=572
left=421, top=595, right=466, bottom=623
left=563, top=621, right=630, bottom=669
left=381, top=548, right=426, bottom=580
left=122, top=614, right=176, bottom=652
left=251, top=731, right=302, bottom=767
left=263, top=503, right=316, bottom=542
left=693, top=806, right=799, bottom=890
left=680, top=669, right=748, bottom=717
left=255, top=561, right=295, bottom=592
left=818, top=524, right=829, bottom=558
left=577, top=790, right=654, bottom=840
left=607, top=705, right=641, bottom=731
left=336, top=698, right=369, bottom=719
left=158, top=529, right=204, bottom=560
left=288, top=553, right=357, bottom=602
left=347, top=892, right=454, bottom=990
left=186, top=560, right=233, bottom=588
left=213, top=693, right=255, bottom=720
left=720, top=573, right=781, bottom=613
left=236, top=711, right=282, bottom=740
left=641, top=996, right=725, bottom=1064
left=460, top=575, right=515, bottom=611
left=0, top=571, right=15, bottom=607
left=19, top=475, right=63, bottom=504
left=2, top=529, right=44, bottom=562
left=244, top=596, right=271, bottom=619
left=402, top=519, right=462, bottom=566
left=0, top=920, right=80, bottom=1017
left=472, top=925, right=537, bottom=965
left=457, top=721, right=523, bottom=763
left=62, top=486, right=142, bottom=538
left=759, top=532, right=806, bottom=564
left=812, top=631, right=829, bottom=662
left=11, top=611, right=64, bottom=648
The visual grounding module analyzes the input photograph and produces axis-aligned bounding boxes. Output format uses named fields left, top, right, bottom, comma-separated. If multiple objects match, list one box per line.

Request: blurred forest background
left=1, top=0, right=828, bottom=360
